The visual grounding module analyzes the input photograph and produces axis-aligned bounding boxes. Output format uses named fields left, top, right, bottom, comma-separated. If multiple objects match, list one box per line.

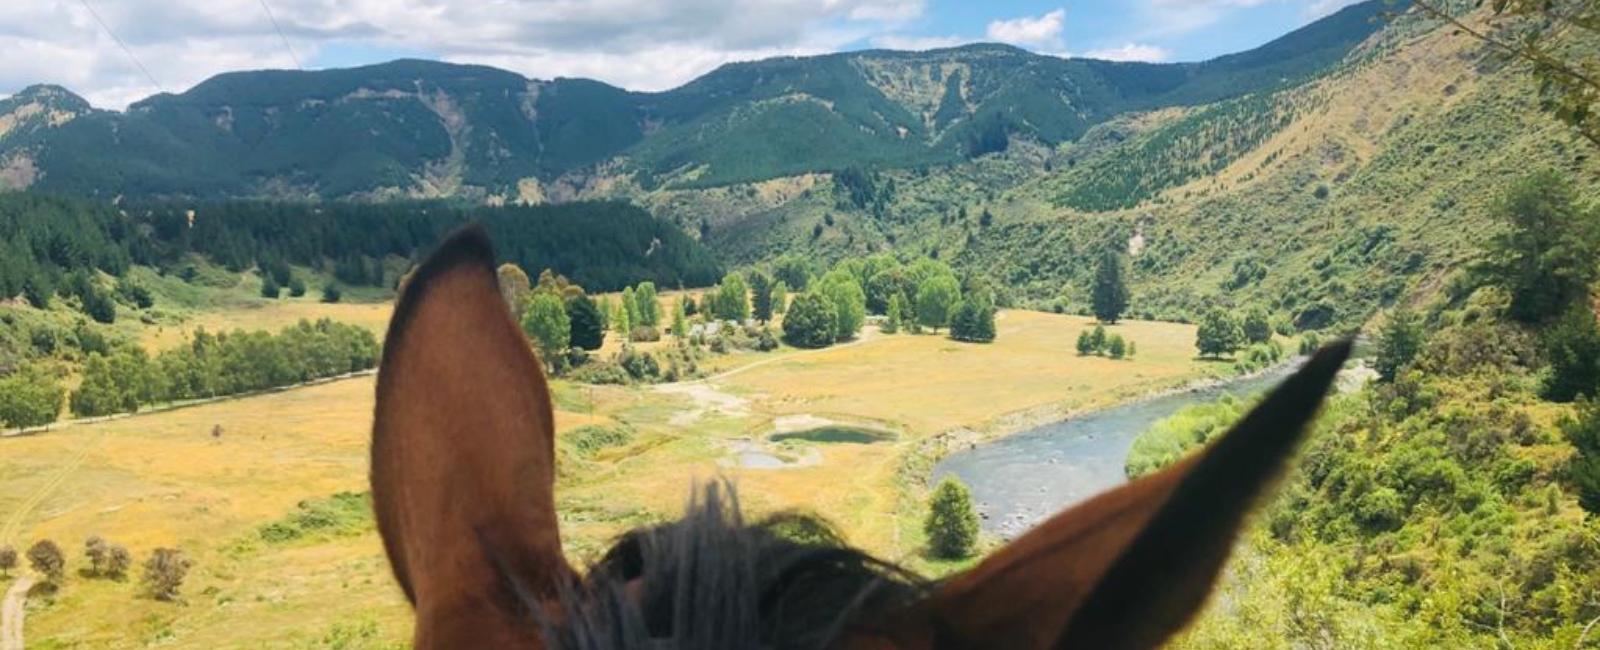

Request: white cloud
left=985, top=8, right=1066, bottom=51
left=1082, top=43, right=1172, bottom=62
left=0, top=0, right=928, bottom=109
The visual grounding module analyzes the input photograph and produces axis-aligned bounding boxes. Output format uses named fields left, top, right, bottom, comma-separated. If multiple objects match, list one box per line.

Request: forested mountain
left=0, top=2, right=1391, bottom=200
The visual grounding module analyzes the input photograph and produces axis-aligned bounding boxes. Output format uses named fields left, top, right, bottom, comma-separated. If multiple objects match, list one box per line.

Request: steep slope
left=0, top=1, right=1390, bottom=200
left=644, top=5, right=1596, bottom=332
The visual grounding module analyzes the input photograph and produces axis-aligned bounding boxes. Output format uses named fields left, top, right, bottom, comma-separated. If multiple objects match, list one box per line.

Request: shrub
left=568, top=424, right=635, bottom=457
left=287, top=276, right=307, bottom=298
left=1541, top=305, right=1600, bottom=402
left=141, top=548, right=191, bottom=601
left=925, top=477, right=980, bottom=559
left=260, top=276, right=281, bottom=299
left=321, top=283, right=342, bottom=303
left=1108, top=334, right=1127, bottom=359
left=1242, top=308, right=1272, bottom=345
left=949, top=300, right=997, bottom=343
left=0, top=546, right=16, bottom=577
left=629, top=326, right=661, bottom=343
left=619, top=347, right=661, bottom=380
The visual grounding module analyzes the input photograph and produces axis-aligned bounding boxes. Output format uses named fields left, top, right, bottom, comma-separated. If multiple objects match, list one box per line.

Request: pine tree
left=749, top=271, right=774, bottom=322
left=1374, top=308, right=1425, bottom=383
left=925, top=477, right=980, bottom=559
left=1076, top=329, right=1095, bottom=356
left=566, top=295, right=606, bottom=351
left=1091, top=248, right=1131, bottom=324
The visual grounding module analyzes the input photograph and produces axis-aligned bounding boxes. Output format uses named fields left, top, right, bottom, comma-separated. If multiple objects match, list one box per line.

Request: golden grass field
left=1, top=308, right=1225, bottom=648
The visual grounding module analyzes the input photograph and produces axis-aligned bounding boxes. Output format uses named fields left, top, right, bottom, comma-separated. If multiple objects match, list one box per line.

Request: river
left=932, top=362, right=1303, bottom=540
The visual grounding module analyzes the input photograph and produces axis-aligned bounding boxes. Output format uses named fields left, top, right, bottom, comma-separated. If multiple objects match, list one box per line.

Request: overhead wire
left=75, top=0, right=163, bottom=92
left=257, top=0, right=304, bottom=70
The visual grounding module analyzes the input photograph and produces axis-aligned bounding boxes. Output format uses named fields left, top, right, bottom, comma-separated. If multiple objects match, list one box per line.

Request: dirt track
left=1, top=574, right=36, bottom=650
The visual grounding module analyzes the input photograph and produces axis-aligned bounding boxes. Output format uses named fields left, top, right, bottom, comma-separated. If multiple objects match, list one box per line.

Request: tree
left=772, top=255, right=814, bottom=292
left=924, top=477, right=980, bottom=559
left=1090, top=325, right=1108, bottom=353
left=566, top=294, right=606, bottom=351
left=142, top=547, right=191, bottom=602
left=949, top=300, right=997, bottom=343
left=1108, top=334, right=1127, bottom=359
left=1374, top=308, right=1425, bottom=383
left=635, top=282, right=660, bottom=327
left=85, top=535, right=108, bottom=576
left=1092, top=248, right=1131, bottom=324
left=105, top=544, right=132, bottom=580
left=749, top=272, right=774, bottom=322
left=866, top=267, right=912, bottom=315
left=497, top=263, right=532, bottom=313
left=260, top=275, right=281, bottom=299
left=1076, top=329, right=1096, bottom=356
left=916, top=275, right=961, bottom=332
left=712, top=273, right=750, bottom=322
left=1565, top=398, right=1600, bottom=515
left=1196, top=310, right=1244, bottom=358
left=71, top=353, right=128, bottom=417
left=1410, top=0, right=1600, bottom=148
left=0, top=364, right=64, bottom=429
left=1542, top=304, right=1600, bottom=402
left=817, top=270, right=867, bottom=341
left=782, top=292, right=839, bottom=349
left=671, top=298, right=688, bottom=339
left=884, top=293, right=904, bottom=334
left=320, top=283, right=342, bottom=303
left=621, top=287, right=642, bottom=330
left=612, top=295, right=633, bottom=336
left=0, top=546, right=14, bottom=577
left=27, top=539, right=64, bottom=585
left=1474, top=171, right=1600, bottom=323
left=770, top=281, right=789, bottom=315
left=521, top=293, right=572, bottom=364
left=1242, top=308, right=1272, bottom=345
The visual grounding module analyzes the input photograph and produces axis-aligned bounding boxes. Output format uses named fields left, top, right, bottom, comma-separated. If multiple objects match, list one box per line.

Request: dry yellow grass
left=1, top=309, right=1218, bottom=647
left=139, top=299, right=395, bottom=352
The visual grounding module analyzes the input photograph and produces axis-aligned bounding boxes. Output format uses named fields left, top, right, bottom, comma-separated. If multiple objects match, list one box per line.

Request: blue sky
left=3, top=0, right=1372, bottom=110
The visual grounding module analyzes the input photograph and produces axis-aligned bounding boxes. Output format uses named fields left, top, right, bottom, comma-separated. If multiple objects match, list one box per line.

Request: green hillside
left=0, top=2, right=1392, bottom=200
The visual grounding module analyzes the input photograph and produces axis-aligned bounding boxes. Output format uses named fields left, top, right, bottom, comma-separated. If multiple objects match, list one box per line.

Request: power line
left=75, top=0, right=163, bottom=92
left=257, top=0, right=304, bottom=70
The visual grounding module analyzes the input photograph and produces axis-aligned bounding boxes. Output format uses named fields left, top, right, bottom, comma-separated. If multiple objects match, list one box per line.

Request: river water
left=932, top=362, right=1303, bottom=540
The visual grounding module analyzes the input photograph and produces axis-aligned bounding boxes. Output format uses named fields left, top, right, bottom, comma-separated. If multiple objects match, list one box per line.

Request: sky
left=0, top=0, right=1373, bottom=111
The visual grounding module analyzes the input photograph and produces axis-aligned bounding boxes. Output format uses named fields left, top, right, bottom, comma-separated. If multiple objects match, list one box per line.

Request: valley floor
left=0, top=309, right=1224, bottom=648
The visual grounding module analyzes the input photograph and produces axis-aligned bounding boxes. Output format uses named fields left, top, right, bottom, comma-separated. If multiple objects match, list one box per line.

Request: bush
left=1541, top=305, right=1600, bottom=402
left=287, top=276, right=307, bottom=298
left=618, top=347, right=661, bottom=380
left=320, top=283, right=342, bottom=303
left=0, top=546, right=14, bottom=577
left=629, top=326, right=661, bottom=343
left=141, top=548, right=191, bottom=602
left=260, top=276, right=281, bottom=299
left=258, top=493, right=371, bottom=543
left=1242, top=308, right=1272, bottom=345
left=568, top=424, right=635, bottom=457
left=925, top=477, right=980, bottom=559
left=1564, top=398, right=1600, bottom=515
left=1108, top=334, right=1127, bottom=359
left=0, top=364, right=64, bottom=429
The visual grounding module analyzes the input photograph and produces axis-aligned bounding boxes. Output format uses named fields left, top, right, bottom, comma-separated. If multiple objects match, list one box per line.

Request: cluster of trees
left=1075, top=324, right=1136, bottom=359
left=776, top=253, right=995, bottom=348
left=69, top=319, right=378, bottom=418
left=1195, top=307, right=1274, bottom=358
left=1, top=538, right=190, bottom=601
left=0, top=363, right=66, bottom=429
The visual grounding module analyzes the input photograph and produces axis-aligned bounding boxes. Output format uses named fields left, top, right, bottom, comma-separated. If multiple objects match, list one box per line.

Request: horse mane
left=525, top=482, right=929, bottom=650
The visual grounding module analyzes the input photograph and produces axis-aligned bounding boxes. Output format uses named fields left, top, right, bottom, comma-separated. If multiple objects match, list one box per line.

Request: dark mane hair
left=532, top=482, right=930, bottom=649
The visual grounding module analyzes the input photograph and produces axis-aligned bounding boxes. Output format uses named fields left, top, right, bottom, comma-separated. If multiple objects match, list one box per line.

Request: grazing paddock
left=0, top=309, right=1219, bottom=647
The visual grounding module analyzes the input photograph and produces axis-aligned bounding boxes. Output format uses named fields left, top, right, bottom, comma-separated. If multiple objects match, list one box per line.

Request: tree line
left=56, top=318, right=379, bottom=421
left=0, top=192, right=722, bottom=325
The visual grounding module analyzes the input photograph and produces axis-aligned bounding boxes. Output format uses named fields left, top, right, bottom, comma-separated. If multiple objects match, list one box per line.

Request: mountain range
left=0, top=1, right=1391, bottom=201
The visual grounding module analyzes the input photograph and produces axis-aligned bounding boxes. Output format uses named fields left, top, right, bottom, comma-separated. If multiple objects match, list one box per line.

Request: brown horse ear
left=372, top=225, right=571, bottom=649
left=862, top=340, right=1351, bottom=650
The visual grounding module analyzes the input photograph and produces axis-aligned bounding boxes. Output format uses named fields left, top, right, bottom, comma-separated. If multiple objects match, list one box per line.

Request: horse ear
left=371, top=225, right=571, bottom=649
left=861, top=340, right=1351, bottom=650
